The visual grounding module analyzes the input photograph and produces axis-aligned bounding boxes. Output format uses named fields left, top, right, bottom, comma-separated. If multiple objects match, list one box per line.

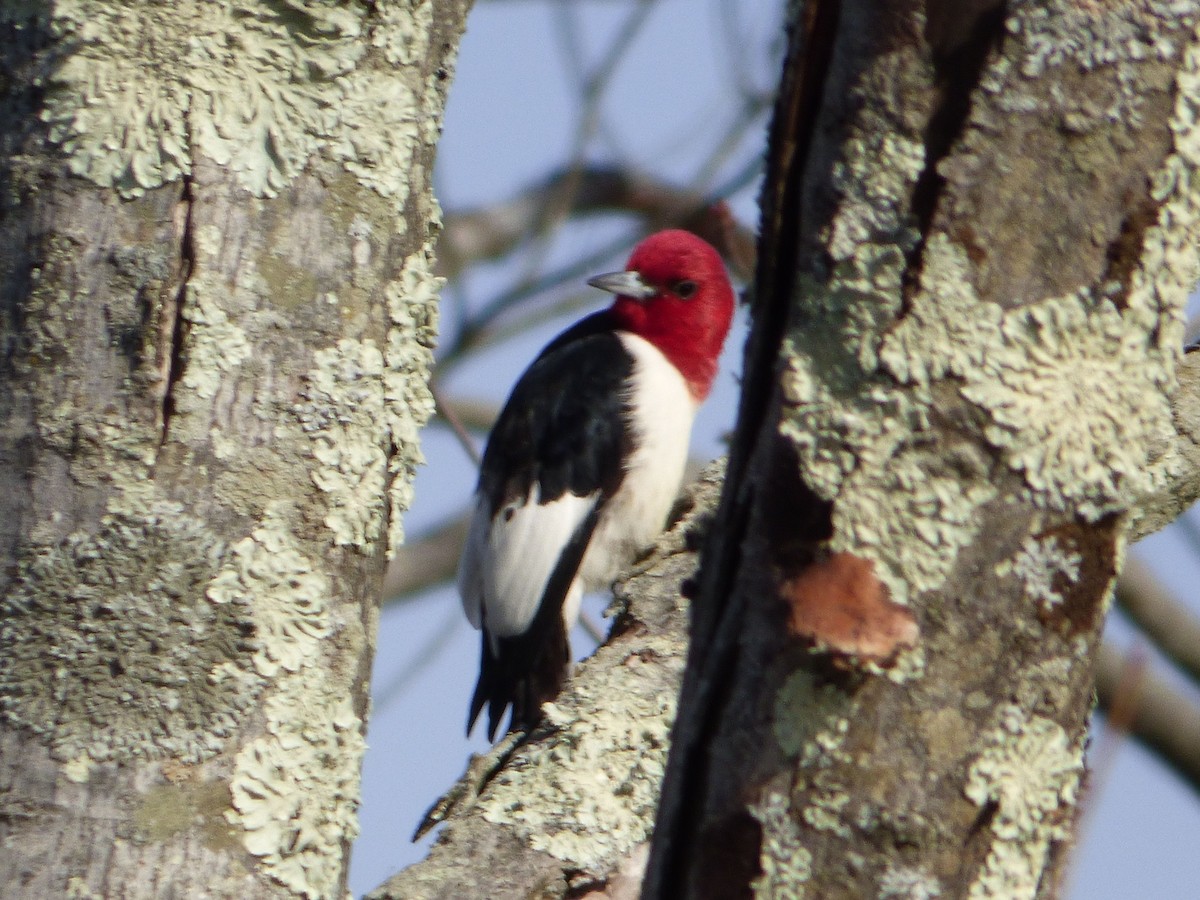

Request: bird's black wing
left=466, top=313, right=635, bottom=739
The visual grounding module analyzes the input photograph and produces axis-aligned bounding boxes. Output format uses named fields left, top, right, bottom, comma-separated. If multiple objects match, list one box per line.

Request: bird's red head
left=587, top=229, right=735, bottom=400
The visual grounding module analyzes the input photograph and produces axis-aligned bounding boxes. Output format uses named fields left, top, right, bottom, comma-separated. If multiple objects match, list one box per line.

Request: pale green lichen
left=965, top=706, right=1084, bottom=900
left=878, top=865, right=942, bottom=900
left=298, top=338, right=390, bottom=550
left=779, top=322, right=929, bottom=506
left=294, top=246, right=439, bottom=554
left=879, top=234, right=1178, bottom=522
left=865, top=644, right=928, bottom=685
left=478, top=671, right=676, bottom=871
left=960, top=1, right=1200, bottom=520
left=777, top=91, right=986, bottom=610
left=383, top=246, right=441, bottom=554
left=750, top=789, right=812, bottom=900
left=35, top=0, right=442, bottom=203
left=329, top=68, right=420, bottom=206
left=206, top=512, right=331, bottom=678
left=878, top=236, right=1005, bottom=386
left=1132, top=16, right=1200, bottom=345
left=782, top=5, right=1200, bottom=619
left=982, top=2, right=1200, bottom=131
left=831, top=446, right=996, bottom=605
left=1014, top=2, right=1197, bottom=77
left=40, top=2, right=357, bottom=197
left=773, top=669, right=850, bottom=759
left=1013, top=656, right=1077, bottom=714
left=169, top=223, right=266, bottom=426
left=216, top=509, right=364, bottom=899
left=61, top=753, right=95, bottom=785
left=179, top=286, right=254, bottom=402
left=960, top=294, right=1177, bottom=520
left=996, top=535, right=1082, bottom=610
left=966, top=710, right=1083, bottom=839
left=371, top=0, right=437, bottom=67
left=825, top=121, right=925, bottom=264
left=229, top=666, right=364, bottom=900
left=773, top=672, right=858, bottom=840
left=801, top=779, right=853, bottom=839
left=0, top=493, right=260, bottom=765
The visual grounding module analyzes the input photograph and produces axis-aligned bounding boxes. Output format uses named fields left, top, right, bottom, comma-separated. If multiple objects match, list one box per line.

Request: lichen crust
left=293, top=247, right=440, bottom=555
left=37, top=0, right=443, bottom=202
left=774, top=55, right=990, bottom=609
left=749, top=788, right=813, bottom=900
left=781, top=7, right=1200, bottom=615
left=996, top=535, right=1082, bottom=611
left=772, top=669, right=850, bottom=759
left=0, top=492, right=261, bottom=766
left=215, top=509, right=364, bottom=898
left=205, top=511, right=332, bottom=679
left=228, top=666, right=365, bottom=900
left=383, top=245, right=441, bottom=555
left=297, top=338, right=390, bottom=550
left=959, top=293, right=1177, bottom=520
left=878, top=865, right=943, bottom=900
left=478, top=686, right=675, bottom=871
left=964, top=705, right=1084, bottom=900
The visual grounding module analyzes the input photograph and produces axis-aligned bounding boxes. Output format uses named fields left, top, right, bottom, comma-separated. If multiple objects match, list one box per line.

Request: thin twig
left=1115, top=557, right=1200, bottom=689
left=431, top=381, right=481, bottom=467
left=1094, top=640, right=1200, bottom=794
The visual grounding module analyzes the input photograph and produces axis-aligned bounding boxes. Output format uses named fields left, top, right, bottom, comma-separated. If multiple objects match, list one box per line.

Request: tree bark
left=647, top=3, right=1200, bottom=899
left=0, top=2, right=468, bottom=897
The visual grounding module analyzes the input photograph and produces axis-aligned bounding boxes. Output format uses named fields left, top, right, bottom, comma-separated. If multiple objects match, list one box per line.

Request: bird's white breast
left=577, top=332, right=699, bottom=590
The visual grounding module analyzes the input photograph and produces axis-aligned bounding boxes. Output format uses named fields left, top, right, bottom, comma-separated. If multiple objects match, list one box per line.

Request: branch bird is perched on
left=458, top=230, right=736, bottom=739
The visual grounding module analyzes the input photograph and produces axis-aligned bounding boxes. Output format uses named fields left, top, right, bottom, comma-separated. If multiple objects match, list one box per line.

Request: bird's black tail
left=466, top=509, right=603, bottom=740
left=468, top=621, right=570, bottom=741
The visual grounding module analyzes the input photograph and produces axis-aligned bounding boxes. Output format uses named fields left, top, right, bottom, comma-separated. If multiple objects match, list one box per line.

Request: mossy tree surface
left=0, top=2, right=468, bottom=897
left=646, top=3, right=1200, bottom=899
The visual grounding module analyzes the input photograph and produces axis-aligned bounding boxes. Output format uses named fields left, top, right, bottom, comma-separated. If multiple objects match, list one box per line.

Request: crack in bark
left=1101, top=192, right=1162, bottom=305
left=643, top=2, right=844, bottom=896
left=901, top=1, right=1009, bottom=307
left=160, top=169, right=195, bottom=445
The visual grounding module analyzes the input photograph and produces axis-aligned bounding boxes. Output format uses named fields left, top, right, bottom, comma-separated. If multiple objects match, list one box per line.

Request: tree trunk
left=647, top=3, right=1200, bottom=898
left=0, top=2, right=468, bottom=897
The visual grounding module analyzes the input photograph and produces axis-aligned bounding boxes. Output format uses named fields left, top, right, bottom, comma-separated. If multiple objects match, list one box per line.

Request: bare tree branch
left=437, top=166, right=759, bottom=284
left=1114, top=556, right=1200, bottom=689
left=1095, top=641, right=1200, bottom=795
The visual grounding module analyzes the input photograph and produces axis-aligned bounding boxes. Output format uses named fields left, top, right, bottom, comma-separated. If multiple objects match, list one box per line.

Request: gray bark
left=648, top=3, right=1200, bottom=899
left=0, top=2, right=469, bottom=897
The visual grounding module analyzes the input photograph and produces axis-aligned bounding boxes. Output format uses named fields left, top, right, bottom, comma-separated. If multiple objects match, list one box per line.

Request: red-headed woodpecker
left=458, top=229, right=736, bottom=740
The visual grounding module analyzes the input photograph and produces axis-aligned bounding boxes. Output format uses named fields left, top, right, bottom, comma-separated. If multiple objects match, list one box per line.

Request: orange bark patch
left=781, top=552, right=919, bottom=663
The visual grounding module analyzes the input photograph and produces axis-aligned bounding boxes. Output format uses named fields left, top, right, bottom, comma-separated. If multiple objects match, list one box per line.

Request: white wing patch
left=458, top=488, right=598, bottom=641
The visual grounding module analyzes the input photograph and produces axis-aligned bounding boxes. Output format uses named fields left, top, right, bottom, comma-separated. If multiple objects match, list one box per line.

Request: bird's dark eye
left=674, top=280, right=697, bottom=299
